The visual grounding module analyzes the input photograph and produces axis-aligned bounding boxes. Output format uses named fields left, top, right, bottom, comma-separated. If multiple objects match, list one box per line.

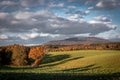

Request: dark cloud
left=20, top=0, right=45, bottom=7
left=0, top=0, right=20, bottom=12
left=0, top=10, right=116, bottom=36
left=52, top=21, right=116, bottom=35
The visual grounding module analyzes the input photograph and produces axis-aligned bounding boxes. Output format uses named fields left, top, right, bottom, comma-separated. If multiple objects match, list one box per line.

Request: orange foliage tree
left=28, top=47, right=45, bottom=66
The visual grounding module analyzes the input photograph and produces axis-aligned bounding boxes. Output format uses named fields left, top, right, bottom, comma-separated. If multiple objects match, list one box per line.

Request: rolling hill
left=0, top=50, right=120, bottom=80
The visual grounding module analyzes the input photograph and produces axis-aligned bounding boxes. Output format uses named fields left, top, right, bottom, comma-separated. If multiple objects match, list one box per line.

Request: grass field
left=0, top=50, right=120, bottom=80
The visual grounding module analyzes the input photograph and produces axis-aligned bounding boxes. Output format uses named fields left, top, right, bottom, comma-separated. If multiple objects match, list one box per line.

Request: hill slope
left=44, top=37, right=110, bottom=45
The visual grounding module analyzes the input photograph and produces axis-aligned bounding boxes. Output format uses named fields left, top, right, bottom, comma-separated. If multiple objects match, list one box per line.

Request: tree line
left=0, top=44, right=45, bottom=66
left=44, top=42, right=120, bottom=52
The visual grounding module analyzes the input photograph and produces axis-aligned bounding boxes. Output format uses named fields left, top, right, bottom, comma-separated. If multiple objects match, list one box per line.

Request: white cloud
left=0, top=34, right=8, bottom=39
left=67, top=14, right=83, bottom=21
left=14, top=11, right=32, bottom=19
left=93, top=15, right=117, bottom=30
left=88, top=20, right=116, bottom=29
left=17, top=31, right=61, bottom=40
left=94, top=16, right=112, bottom=22
left=88, top=20, right=101, bottom=24
left=18, top=33, right=39, bottom=40
left=40, top=33, right=60, bottom=38
left=96, top=1, right=103, bottom=8
left=25, top=44, right=40, bottom=46
left=14, top=10, right=53, bottom=20
left=85, top=10, right=90, bottom=14
left=49, top=3, right=64, bottom=8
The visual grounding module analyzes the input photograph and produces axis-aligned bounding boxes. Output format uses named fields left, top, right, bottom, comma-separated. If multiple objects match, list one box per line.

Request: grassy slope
left=44, top=50, right=120, bottom=74
left=0, top=50, right=120, bottom=80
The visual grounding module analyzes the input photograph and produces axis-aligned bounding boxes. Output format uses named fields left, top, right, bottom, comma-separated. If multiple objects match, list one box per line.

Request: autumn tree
left=28, top=47, right=45, bottom=66
left=11, top=44, right=28, bottom=66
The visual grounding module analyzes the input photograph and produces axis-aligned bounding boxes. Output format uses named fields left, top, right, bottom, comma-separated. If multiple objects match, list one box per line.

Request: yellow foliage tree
left=28, top=47, right=45, bottom=66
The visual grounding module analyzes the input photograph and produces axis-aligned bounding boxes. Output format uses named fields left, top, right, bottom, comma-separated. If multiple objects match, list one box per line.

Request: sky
left=0, top=0, right=120, bottom=46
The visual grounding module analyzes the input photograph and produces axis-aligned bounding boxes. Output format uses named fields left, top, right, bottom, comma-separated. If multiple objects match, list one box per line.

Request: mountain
left=110, top=38, right=120, bottom=42
left=43, top=37, right=110, bottom=46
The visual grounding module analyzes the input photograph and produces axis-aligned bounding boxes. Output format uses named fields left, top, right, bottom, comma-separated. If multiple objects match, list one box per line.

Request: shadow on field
left=61, top=64, right=100, bottom=72
left=40, top=54, right=84, bottom=67
left=0, top=65, right=36, bottom=70
left=41, top=54, right=70, bottom=64
left=0, top=72, right=120, bottom=80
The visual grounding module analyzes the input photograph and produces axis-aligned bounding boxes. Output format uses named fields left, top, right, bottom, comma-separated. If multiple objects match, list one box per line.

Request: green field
left=0, top=50, right=120, bottom=80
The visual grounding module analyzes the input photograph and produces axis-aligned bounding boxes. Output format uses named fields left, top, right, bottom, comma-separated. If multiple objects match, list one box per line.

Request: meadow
left=0, top=50, right=120, bottom=80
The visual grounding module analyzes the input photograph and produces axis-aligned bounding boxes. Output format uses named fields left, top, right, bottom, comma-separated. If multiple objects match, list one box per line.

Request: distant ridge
left=44, top=37, right=110, bottom=45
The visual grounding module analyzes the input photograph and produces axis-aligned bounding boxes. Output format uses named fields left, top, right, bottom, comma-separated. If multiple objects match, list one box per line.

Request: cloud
left=18, top=32, right=39, bottom=40
left=0, top=3, right=118, bottom=45
left=68, top=6, right=76, bottom=9
left=66, top=14, right=83, bottom=21
left=14, top=12, right=32, bottom=20
left=94, top=16, right=112, bottom=22
left=18, top=32, right=60, bottom=40
left=54, top=21, right=116, bottom=35
left=67, top=0, right=120, bottom=10
left=85, top=10, right=90, bottom=14
left=0, top=0, right=20, bottom=12
left=67, top=0, right=98, bottom=5
left=75, top=10, right=90, bottom=15
left=0, top=10, right=116, bottom=36
left=20, top=0, right=45, bottom=7
left=0, top=0, right=119, bottom=46
left=40, top=33, right=60, bottom=38
left=49, top=3, right=64, bottom=8
left=95, top=30, right=120, bottom=40
left=0, top=12, right=9, bottom=19
left=65, top=9, right=90, bottom=21
left=88, top=7, right=94, bottom=10
left=95, top=0, right=120, bottom=9
left=0, top=1, right=17, bottom=6
left=0, top=34, right=8, bottom=39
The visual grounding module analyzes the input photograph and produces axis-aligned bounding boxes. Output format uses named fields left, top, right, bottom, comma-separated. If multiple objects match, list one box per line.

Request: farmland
left=0, top=50, right=120, bottom=80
